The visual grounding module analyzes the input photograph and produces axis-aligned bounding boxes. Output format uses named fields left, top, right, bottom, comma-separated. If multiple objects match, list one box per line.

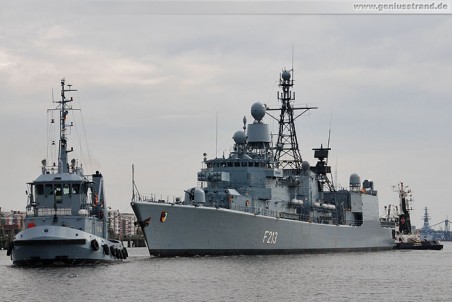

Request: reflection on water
left=1, top=243, right=451, bottom=302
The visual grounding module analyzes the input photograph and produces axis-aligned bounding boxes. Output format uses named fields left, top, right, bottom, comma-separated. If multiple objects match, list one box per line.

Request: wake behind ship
left=131, top=68, right=395, bottom=256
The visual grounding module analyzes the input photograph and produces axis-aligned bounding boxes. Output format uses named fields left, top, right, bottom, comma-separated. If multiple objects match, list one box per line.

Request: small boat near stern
left=392, top=183, right=443, bottom=251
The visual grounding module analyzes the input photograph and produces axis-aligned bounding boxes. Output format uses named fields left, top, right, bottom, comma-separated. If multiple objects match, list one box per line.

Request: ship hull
left=394, top=241, right=443, bottom=250
left=10, top=226, right=126, bottom=265
left=131, top=202, right=395, bottom=256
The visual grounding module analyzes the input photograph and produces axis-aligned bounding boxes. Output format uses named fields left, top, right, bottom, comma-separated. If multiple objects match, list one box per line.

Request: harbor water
left=1, top=242, right=451, bottom=302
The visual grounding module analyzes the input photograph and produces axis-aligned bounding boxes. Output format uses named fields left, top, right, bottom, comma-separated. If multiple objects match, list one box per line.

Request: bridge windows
left=72, top=184, right=80, bottom=194
left=54, top=184, right=62, bottom=202
left=206, top=160, right=269, bottom=169
left=35, top=183, right=82, bottom=199
left=35, top=184, right=44, bottom=195
left=45, top=184, right=53, bottom=196
left=63, top=184, right=70, bottom=195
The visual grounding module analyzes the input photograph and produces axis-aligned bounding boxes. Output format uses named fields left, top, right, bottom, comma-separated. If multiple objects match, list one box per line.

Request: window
left=54, top=184, right=62, bottom=202
left=72, top=184, right=80, bottom=194
left=63, top=184, right=70, bottom=195
left=45, top=184, right=53, bottom=196
left=35, top=184, right=44, bottom=195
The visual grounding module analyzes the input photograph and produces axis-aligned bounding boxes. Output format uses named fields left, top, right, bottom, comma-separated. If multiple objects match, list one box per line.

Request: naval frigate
left=7, top=79, right=127, bottom=265
left=131, top=68, right=395, bottom=256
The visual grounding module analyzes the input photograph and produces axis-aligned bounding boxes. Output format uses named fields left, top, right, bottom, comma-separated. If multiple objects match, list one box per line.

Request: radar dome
left=282, top=70, right=291, bottom=81
left=350, top=173, right=360, bottom=187
left=301, top=161, right=310, bottom=171
left=233, top=131, right=246, bottom=145
left=251, top=102, right=266, bottom=121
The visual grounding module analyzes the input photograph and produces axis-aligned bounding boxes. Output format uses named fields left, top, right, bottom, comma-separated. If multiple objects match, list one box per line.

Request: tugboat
left=131, top=68, right=395, bottom=257
left=393, top=182, right=443, bottom=250
left=7, top=79, right=127, bottom=265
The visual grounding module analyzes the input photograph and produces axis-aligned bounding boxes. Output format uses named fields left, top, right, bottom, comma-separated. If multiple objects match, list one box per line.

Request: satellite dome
left=350, top=173, right=360, bottom=186
left=233, top=130, right=246, bottom=145
left=251, top=102, right=266, bottom=121
left=301, top=161, right=310, bottom=171
left=282, top=70, right=291, bottom=81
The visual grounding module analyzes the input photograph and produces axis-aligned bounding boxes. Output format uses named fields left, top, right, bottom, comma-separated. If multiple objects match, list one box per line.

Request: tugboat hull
left=394, top=241, right=443, bottom=251
left=11, top=226, right=126, bottom=265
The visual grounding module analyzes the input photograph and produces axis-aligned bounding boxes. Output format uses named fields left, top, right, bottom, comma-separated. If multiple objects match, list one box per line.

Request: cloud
left=0, top=5, right=451, bottom=229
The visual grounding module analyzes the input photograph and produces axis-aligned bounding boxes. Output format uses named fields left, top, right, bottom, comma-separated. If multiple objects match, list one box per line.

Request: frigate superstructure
left=131, top=68, right=395, bottom=256
left=7, top=79, right=127, bottom=265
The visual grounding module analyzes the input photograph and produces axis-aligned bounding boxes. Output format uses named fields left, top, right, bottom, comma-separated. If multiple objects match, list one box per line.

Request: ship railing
left=229, top=204, right=261, bottom=215
left=229, top=205, right=313, bottom=222
left=285, top=213, right=341, bottom=224
left=256, top=209, right=279, bottom=218
left=227, top=204, right=365, bottom=225
left=36, top=208, right=72, bottom=216
left=279, top=212, right=306, bottom=221
left=345, top=219, right=363, bottom=226
left=380, top=220, right=396, bottom=228
left=229, top=204, right=279, bottom=218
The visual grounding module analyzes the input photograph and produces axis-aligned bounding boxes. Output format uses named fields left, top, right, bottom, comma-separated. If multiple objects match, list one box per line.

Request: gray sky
left=1, top=2, right=451, bottom=229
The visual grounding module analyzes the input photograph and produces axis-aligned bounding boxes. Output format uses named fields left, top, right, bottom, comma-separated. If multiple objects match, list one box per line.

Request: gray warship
left=131, top=68, right=395, bottom=256
left=7, top=79, right=127, bottom=265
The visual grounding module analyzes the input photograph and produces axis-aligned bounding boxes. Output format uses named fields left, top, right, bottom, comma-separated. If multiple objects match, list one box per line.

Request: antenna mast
left=57, top=79, right=77, bottom=173
left=266, top=68, right=317, bottom=171
left=395, top=182, right=413, bottom=234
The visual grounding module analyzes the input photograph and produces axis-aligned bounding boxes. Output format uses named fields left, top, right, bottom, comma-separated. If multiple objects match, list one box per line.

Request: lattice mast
left=267, top=69, right=317, bottom=170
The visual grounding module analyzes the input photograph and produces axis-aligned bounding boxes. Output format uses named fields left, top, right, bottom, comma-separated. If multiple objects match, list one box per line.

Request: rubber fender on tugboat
left=6, top=241, right=14, bottom=256
left=110, top=245, right=115, bottom=257
left=116, top=248, right=123, bottom=259
left=122, top=247, right=128, bottom=259
left=102, top=244, right=110, bottom=255
left=91, top=239, right=100, bottom=251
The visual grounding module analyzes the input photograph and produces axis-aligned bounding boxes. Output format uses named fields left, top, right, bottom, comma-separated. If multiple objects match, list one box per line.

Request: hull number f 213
left=263, top=231, right=278, bottom=244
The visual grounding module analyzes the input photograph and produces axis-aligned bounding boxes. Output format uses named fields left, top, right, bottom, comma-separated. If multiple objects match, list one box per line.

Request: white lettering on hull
left=263, top=231, right=278, bottom=244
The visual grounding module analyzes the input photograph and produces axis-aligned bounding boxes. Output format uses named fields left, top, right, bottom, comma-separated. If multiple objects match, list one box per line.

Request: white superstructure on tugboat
left=7, top=79, right=127, bottom=265
left=131, top=68, right=395, bottom=256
